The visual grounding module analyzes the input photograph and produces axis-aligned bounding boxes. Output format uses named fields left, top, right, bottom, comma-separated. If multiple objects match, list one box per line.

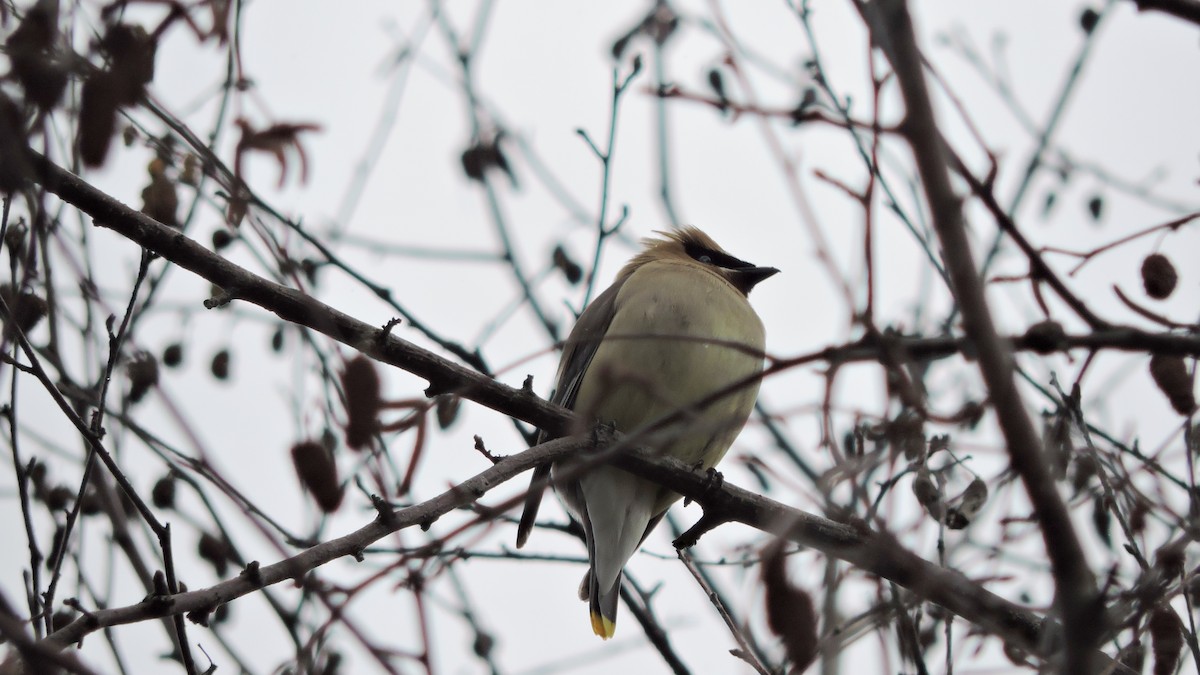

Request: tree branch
left=862, top=1, right=1099, bottom=669
left=42, top=438, right=1059, bottom=660
left=1129, top=0, right=1200, bottom=25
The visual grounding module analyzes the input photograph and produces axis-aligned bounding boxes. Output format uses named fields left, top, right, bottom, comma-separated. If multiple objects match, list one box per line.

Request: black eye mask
left=683, top=241, right=754, bottom=270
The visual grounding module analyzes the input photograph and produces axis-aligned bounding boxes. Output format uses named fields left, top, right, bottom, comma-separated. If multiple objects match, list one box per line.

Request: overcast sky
left=4, top=1, right=1199, bottom=673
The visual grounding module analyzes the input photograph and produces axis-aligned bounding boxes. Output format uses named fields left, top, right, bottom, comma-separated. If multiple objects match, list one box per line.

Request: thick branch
left=27, top=151, right=574, bottom=437
left=1129, top=0, right=1200, bottom=25
left=864, top=0, right=1098, bottom=668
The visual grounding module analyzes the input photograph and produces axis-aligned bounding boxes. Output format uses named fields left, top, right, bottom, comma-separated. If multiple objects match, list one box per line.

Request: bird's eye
left=697, top=255, right=712, bottom=264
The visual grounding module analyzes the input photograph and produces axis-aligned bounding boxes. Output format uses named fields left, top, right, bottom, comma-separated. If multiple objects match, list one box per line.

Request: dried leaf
left=1149, top=354, right=1196, bottom=416
left=436, top=394, right=461, bottom=430
left=460, top=136, right=516, bottom=187
left=78, top=71, right=120, bottom=166
left=0, top=284, right=48, bottom=337
left=198, top=532, right=231, bottom=577
left=762, top=543, right=818, bottom=671
left=552, top=245, right=583, bottom=285
left=126, top=351, right=159, bottom=403
left=1149, top=607, right=1182, bottom=675
left=140, top=159, right=178, bottom=226
left=912, top=468, right=943, bottom=522
left=291, top=440, right=343, bottom=513
left=955, top=478, right=988, bottom=524
left=234, top=119, right=321, bottom=188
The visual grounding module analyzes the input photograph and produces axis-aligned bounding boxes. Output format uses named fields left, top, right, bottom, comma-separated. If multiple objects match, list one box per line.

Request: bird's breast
left=570, top=262, right=765, bottom=465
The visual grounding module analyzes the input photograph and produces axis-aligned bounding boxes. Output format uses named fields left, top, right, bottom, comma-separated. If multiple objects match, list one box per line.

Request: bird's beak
left=732, top=266, right=780, bottom=293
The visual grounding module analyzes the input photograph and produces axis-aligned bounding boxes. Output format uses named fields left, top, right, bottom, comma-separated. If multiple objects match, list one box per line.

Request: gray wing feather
left=514, top=279, right=625, bottom=547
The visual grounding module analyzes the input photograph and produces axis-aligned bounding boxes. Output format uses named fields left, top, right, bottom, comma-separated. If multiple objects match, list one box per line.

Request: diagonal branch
left=27, top=150, right=574, bottom=438
left=42, top=437, right=1060, bottom=661
left=860, top=0, right=1099, bottom=670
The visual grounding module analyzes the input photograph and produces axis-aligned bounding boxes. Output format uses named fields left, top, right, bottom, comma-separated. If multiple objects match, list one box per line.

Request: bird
left=515, top=227, right=777, bottom=639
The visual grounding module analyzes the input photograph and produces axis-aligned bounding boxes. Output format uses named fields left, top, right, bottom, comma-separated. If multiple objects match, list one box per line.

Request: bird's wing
left=547, top=279, right=624, bottom=415
left=515, top=278, right=626, bottom=548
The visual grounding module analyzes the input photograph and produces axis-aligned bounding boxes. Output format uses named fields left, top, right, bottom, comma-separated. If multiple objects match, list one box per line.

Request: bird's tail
left=588, top=569, right=621, bottom=639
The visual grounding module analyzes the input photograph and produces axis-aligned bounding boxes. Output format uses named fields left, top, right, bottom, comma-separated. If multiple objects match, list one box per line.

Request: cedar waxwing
left=516, top=227, right=777, bottom=639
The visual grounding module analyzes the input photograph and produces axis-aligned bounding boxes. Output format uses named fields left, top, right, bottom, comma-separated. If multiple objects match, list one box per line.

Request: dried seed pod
left=436, top=394, right=461, bottom=430
left=28, top=461, right=47, bottom=489
left=3, top=222, right=26, bottom=258
left=551, top=245, right=583, bottom=285
left=1129, top=497, right=1150, bottom=534
left=180, top=153, right=200, bottom=185
left=0, top=284, right=48, bottom=337
left=1154, top=541, right=1186, bottom=579
left=1079, top=7, right=1100, bottom=34
left=44, top=485, right=72, bottom=511
left=80, top=487, right=106, bottom=516
left=0, top=93, right=32, bottom=192
left=1141, top=254, right=1178, bottom=300
left=1149, top=607, right=1182, bottom=675
left=152, top=474, right=176, bottom=509
left=341, top=356, right=381, bottom=451
left=761, top=544, right=818, bottom=671
left=198, top=532, right=231, bottom=577
left=291, top=440, right=343, bottom=513
left=460, top=137, right=514, bottom=186
left=211, top=229, right=234, bottom=250
left=141, top=159, right=178, bottom=227
left=210, top=349, right=231, bottom=381
left=162, top=342, right=183, bottom=368
left=1022, top=320, right=1066, bottom=354
left=46, top=525, right=65, bottom=571
left=1149, top=354, right=1195, bottom=416
left=79, top=70, right=120, bottom=166
left=887, top=411, right=926, bottom=461
left=126, top=351, right=159, bottom=403
left=51, top=609, right=75, bottom=633
left=1092, top=498, right=1112, bottom=548
left=1118, top=639, right=1145, bottom=675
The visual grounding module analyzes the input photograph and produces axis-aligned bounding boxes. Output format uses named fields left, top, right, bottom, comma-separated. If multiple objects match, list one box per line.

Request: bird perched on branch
left=516, top=227, right=777, bottom=639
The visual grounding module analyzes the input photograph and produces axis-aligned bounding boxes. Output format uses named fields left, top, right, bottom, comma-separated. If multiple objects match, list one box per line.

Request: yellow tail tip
left=590, top=611, right=616, bottom=639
